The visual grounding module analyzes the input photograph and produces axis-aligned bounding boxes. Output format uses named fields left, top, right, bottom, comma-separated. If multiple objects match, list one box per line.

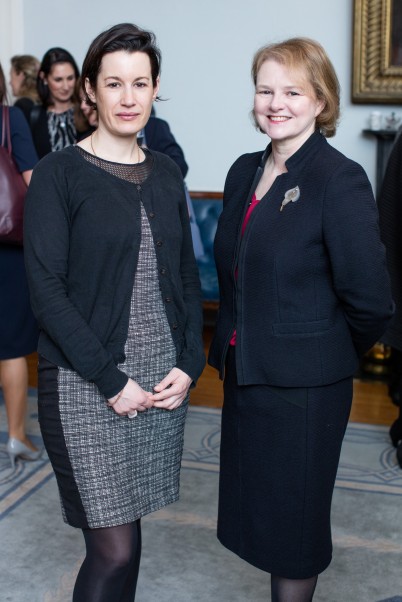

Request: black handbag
left=0, top=106, right=27, bottom=245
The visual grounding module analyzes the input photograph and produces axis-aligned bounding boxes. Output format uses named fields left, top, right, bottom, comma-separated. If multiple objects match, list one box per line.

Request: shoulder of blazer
left=224, top=150, right=264, bottom=202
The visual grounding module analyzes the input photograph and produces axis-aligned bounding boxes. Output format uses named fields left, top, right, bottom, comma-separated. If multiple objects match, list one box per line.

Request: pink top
left=230, top=193, right=261, bottom=346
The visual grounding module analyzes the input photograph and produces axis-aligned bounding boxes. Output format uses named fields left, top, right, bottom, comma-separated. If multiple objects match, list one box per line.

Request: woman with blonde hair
left=209, top=37, right=393, bottom=600
left=10, top=54, right=40, bottom=118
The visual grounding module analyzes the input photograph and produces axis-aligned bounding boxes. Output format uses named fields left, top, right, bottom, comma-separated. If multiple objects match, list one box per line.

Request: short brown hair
left=251, top=37, right=340, bottom=138
left=81, top=22, right=161, bottom=108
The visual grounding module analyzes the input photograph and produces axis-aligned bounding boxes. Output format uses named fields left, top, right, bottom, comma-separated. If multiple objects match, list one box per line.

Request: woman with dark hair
left=209, top=37, right=393, bottom=600
left=24, top=23, right=204, bottom=601
left=9, top=54, right=40, bottom=119
left=0, top=62, right=40, bottom=468
left=28, top=47, right=81, bottom=158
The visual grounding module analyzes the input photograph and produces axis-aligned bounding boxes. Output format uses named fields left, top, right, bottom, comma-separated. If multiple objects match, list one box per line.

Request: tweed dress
left=38, top=149, right=188, bottom=529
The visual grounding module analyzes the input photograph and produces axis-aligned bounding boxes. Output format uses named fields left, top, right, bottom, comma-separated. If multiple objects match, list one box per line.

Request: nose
left=121, top=85, right=136, bottom=106
left=269, top=93, right=284, bottom=112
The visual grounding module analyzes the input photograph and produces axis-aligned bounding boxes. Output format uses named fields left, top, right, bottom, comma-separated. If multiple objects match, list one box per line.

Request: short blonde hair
left=251, top=37, right=340, bottom=138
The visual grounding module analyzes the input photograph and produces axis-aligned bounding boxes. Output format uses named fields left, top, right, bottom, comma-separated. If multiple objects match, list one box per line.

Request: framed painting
left=353, top=0, right=402, bottom=103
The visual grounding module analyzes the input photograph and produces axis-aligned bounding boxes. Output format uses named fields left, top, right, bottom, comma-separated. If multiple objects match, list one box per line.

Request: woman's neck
left=49, top=99, right=73, bottom=114
left=270, top=127, right=316, bottom=166
left=268, top=148, right=288, bottom=174
left=78, top=129, right=143, bottom=164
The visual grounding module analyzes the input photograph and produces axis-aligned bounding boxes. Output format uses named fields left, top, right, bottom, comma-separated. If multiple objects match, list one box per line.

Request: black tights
left=271, top=574, right=318, bottom=602
left=73, top=520, right=141, bottom=602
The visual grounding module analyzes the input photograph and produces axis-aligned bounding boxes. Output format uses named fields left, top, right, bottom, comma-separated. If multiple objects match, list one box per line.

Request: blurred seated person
left=9, top=55, right=40, bottom=118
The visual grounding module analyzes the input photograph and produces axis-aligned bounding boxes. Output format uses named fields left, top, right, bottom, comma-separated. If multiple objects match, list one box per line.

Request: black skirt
left=0, top=245, right=38, bottom=359
left=218, top=346, right=352, bottom=579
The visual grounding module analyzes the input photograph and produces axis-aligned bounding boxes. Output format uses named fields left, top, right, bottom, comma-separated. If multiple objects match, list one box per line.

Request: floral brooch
left=280, top=186, right=300, bottom=212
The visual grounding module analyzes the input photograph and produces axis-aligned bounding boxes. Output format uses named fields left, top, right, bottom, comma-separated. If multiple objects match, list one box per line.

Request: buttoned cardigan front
left=24, top=146, right=205, bottom=398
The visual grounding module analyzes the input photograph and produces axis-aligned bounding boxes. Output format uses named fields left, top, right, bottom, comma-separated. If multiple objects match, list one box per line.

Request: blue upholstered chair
left=191, top=196, right=223, bottom=303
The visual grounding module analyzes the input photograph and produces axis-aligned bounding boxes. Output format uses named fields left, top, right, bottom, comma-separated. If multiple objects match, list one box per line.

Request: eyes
left=106, top=81, right=149, bottom=89
left=52, top=75, right=75, bottom=83
left=257, top=89, right=301, bottom=97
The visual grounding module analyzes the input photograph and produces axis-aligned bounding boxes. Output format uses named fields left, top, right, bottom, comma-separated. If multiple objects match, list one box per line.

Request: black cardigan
left=24, top=146, right=205, bottom=398
left=209, top=131, right=393, bottom=386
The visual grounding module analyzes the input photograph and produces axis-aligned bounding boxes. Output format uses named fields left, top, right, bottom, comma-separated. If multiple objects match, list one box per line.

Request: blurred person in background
left=9, top=54, right=40, bottom=119
left=28, top=47, right=81, bottom=158
left=0, top=62, right=41, bottom=469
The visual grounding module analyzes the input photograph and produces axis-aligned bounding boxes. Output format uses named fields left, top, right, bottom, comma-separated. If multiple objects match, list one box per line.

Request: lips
left=117, top=113, right=140, bottom=120
left=269, top=116, right=290, bottom=122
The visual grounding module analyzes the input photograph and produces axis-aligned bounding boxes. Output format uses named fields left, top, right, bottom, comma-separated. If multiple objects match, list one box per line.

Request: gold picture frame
left=353, top=0, right=402, bottom=103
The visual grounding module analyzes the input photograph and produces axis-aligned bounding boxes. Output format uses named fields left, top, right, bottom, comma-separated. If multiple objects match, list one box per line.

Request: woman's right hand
left=107, top=378, right=153, bottom=416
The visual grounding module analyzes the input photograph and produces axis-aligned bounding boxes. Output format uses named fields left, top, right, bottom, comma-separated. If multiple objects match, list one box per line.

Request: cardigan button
left=160, top=268, right=167, bottom=275
left=149, top=212, right=155, bottom=218
left=172, top=323, right=178, bottom=330
left=156, top=240, right=163, bottom=247
left=165, top=297, right=172, bottom=303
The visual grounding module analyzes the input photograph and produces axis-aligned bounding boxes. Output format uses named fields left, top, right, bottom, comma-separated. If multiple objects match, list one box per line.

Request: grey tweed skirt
left=37, top=204, right=189, bottom=529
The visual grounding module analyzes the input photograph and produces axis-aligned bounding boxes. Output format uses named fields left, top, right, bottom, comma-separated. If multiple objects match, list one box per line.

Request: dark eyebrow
left=103, top=75, right=151, bottom=82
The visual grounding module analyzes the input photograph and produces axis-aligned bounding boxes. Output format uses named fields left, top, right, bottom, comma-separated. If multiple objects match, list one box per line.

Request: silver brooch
left=280, top=186, right=300, bottom=212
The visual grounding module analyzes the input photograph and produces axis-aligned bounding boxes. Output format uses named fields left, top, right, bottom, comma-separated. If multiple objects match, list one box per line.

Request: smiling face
left=254, top=59, right=324, bottom=150
left=86, top=50, right=159, bottom=138
left=43, top=62, right=76, bottom=106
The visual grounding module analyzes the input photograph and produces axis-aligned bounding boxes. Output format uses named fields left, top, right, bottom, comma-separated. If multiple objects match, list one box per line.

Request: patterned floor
left=1, top=393, right=402, bottom=523
left=1, top=391, right=402, bottom=601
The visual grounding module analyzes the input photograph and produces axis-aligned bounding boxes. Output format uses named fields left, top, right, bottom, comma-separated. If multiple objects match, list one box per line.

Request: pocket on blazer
left=272, top=318, right=332, bottom=336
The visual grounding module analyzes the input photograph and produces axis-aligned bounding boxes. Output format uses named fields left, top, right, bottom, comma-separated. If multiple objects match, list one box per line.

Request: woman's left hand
left=150, top=368, right=192, bottom=410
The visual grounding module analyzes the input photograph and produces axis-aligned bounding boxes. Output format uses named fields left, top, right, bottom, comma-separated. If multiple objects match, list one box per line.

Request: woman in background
left=0, top=62, right=40, bottom=469
left=9, top=54, right=40, bottom=120
left=24, top=23, right=204, bottom=601
left=209, top=38, right=393, bottom=601
left=28, top=47, right=81, bottom=158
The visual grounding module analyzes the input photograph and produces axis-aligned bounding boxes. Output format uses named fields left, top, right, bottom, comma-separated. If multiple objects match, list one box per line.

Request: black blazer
left=208, top=131, right=393, bottom=386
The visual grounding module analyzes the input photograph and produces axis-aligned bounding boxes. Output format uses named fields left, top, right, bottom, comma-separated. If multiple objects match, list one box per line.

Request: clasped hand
left=107, top=368, right=192, bottom=416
